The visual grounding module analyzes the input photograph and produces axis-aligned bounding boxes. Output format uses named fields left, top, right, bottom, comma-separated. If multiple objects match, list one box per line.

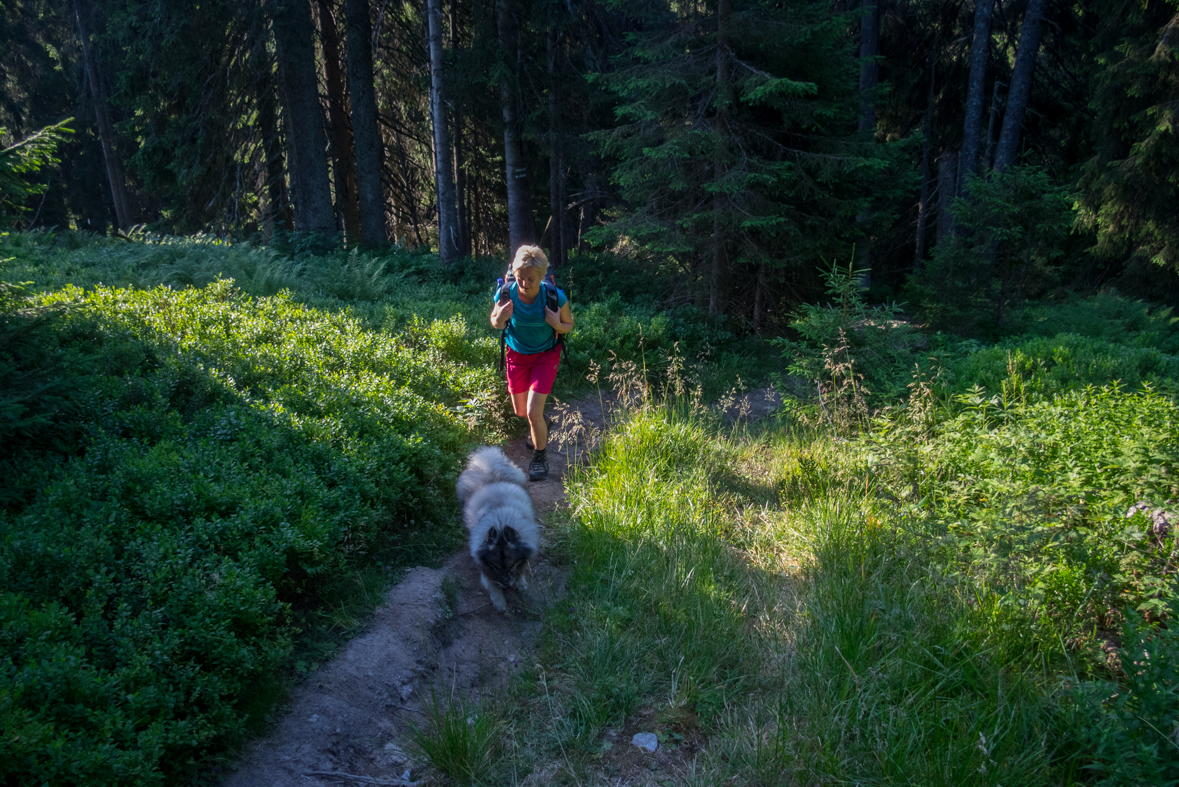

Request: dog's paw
left=481, top=572, right=507, bottom=612
left=488, top=586, right=506, bottom=612
left=515, top=574, right=528, bottom=592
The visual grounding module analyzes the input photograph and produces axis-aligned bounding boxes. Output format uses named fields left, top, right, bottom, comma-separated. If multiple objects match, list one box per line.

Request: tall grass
left=417, top=362, right=1176, bottom=784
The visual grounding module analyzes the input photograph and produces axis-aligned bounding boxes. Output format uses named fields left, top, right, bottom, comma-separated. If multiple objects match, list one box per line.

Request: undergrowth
left=413, top=301, right=1178, bottom=785
left=0, top=241, right=496, bottom=784
left=0, top=229, right=774, bottom=786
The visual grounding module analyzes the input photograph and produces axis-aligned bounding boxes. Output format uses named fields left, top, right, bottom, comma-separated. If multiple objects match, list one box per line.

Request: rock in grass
left=632, top=732, right=658, bottom=753
left=1126, top=500, right=1175, bottom=537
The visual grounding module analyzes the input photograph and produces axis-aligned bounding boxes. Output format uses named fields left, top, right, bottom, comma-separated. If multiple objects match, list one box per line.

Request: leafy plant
left=0, top=243, right=502, bottom=785
left=775, top=256, right=920, bottom=415
left=1068, top=606, right=1179, bottom=786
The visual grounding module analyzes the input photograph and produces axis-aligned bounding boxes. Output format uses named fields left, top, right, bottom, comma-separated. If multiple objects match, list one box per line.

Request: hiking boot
left=528, top=449, right=549, bottom=482
left=525, top=415, right=553, bottom=450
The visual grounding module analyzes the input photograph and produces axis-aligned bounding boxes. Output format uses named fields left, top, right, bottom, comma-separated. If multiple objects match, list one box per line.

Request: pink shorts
left=505, top=346, right=562, bottom=395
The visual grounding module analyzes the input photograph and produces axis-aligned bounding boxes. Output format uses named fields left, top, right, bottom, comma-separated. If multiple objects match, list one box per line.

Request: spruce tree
left=589, top=0, right=887, bottom=320
left=1078, top=1, right=1179, bottom=271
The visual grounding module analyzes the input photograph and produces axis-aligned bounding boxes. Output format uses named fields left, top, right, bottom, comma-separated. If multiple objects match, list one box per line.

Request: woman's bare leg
left=511, top=390, right=549, bottom=450
left=526, top=390, right=549, bottom=450
left=511, top=391, right=529, bottom=418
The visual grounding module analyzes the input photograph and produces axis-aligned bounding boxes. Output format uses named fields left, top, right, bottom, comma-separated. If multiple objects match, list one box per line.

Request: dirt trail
left=224, top=387, right=778, bottom=787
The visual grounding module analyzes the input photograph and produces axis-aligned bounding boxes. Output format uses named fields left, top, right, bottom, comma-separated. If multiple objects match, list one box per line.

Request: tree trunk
left=451, top=0, right=469, bottom=257
left=273, top=0, right=336, bottom=236
left=858, top=0, right=880, bottom=134
left=473, top=167, right=483, bottom=258
left=454, top=116, right=470, bottom=258
left=428, top=0, right=460, bottom=262
left=935, top=151, right=958, bottom=246
left=983, top=79, right=1003, bottom=171
left=913, top=57, right=936, bottom=271
left=993, top=0, right=1049, bottom=174
left=317, top=0, right=362, bottom=243
left=752, top=262, right=768, bottom=334
left=73, top=0, right=132, bottom=231
left=855, top=0, right=879, bottom=285
left=959, top=0, right=994, bottom=191
left=498, top=0, right=535, bottom=258
left=344, top=0, right=388, bottom=246
left=547, top=26, right=565, bottom=269
left=578, top=170, right=605, bottom=250
left=711, top=0, right=731, bottom=318
left=258, top=73, right=289, bottom=238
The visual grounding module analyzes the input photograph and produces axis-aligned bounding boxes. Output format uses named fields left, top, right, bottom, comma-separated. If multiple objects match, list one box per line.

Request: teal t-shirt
left=497, top=281, right=567, bottom=354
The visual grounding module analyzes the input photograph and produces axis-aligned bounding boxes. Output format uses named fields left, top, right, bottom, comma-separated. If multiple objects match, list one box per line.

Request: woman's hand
left=546, top=302, right=574, bottom=334
left=490, top=300, right=514, bottom=330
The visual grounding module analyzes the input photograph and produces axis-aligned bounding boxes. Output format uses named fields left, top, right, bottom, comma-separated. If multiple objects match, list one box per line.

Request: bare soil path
left=223, top=387, right=778, bottom=787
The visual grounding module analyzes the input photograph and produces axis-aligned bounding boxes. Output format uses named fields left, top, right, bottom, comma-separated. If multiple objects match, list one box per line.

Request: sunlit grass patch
left=491, top=374, right=1179, bottom=785
left=480, top=403, right=789, bottom=784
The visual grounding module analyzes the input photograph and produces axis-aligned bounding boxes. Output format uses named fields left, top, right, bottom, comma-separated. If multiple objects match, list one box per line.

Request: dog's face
left=475, top=525, right=536, bottom=588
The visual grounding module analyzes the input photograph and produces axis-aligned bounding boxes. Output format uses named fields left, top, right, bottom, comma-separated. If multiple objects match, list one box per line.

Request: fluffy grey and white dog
left=456, top=446, right=539, bottom=612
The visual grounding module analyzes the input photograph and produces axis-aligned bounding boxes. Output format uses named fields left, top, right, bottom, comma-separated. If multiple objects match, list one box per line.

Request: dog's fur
left=456, top=446, right=539, bottom=612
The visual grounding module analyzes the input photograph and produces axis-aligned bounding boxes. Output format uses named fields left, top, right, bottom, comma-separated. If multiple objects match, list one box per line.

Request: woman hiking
left=489, top=245, right=574, bottom=481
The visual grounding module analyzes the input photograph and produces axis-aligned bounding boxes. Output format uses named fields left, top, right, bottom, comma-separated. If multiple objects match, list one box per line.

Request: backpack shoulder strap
left=543, top=275, right=568, bottom=357
left=544, top=276, right=559, bottom=313
left=496, top=276, right=511, bottom=372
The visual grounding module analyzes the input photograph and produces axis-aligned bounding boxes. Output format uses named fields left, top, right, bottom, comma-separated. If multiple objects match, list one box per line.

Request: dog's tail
left=456, top=446, right=526, bottom=505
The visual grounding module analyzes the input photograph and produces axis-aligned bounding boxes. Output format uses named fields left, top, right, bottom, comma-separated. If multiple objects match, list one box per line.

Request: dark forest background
left=3, top=0, right=1179, bottom=334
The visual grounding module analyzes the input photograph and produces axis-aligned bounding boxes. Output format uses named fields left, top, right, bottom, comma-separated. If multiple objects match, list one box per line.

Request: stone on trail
left=631, top=732, right=658, bottom=753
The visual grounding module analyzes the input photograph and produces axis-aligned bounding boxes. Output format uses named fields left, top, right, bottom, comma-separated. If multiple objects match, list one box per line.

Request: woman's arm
left=545, top=301, right=574, bottom=335
left=491, top=300, right=513, bottom=330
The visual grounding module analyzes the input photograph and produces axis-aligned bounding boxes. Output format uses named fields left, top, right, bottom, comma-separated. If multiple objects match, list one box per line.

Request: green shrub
left=918, top=384, right=1179, bottom=651
left=1012, top=292, right=1179, bottom=353
left=775, top=257, right=921, bottom=420
left=0, top=269, right=499, bottom=785
left=944, top=333, right=1179, bottom=399
left=0, top=277, right=87, bottom=465
left=0, top=229, right=782, bottom=785
left=1, top=231, right=777, bottom=402
left=1067, top=607, right=1179, bottom=786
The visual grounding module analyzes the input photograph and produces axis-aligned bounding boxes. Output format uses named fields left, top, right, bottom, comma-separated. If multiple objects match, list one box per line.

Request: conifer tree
left=959, top=0, right=994, bottom=189
left=317, top=0, right=363, bottom=244
left=497, top=0, right=535, bottom=257
left=344, top=0, right=388, bottom=246
left=273, top=0, right=336, bottom=237
left=428, top=0, right=460, bottom=262
left=993, top=0, right=1050, bottom=174
left=73, top=0, right=132, bottom=231
left=590, top=0, right=883, bottom=320
left=1078, top=1, right=1179, bottom=271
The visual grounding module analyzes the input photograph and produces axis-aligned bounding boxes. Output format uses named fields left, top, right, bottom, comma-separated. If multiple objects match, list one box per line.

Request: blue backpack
left=495, top=271, right=567, bottom=372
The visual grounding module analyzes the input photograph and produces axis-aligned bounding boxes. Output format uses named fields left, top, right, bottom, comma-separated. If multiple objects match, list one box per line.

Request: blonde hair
left=511, top=245, right=549, bottom=275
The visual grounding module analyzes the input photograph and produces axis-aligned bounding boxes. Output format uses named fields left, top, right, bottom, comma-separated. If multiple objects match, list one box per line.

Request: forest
left=2, top=0, right=1177, bottom=323
left=2, top=0, right=1179, bottom=785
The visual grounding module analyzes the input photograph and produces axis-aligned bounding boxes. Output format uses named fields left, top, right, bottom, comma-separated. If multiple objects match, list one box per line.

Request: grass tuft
left=409, top=691, right=501, bottom=785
